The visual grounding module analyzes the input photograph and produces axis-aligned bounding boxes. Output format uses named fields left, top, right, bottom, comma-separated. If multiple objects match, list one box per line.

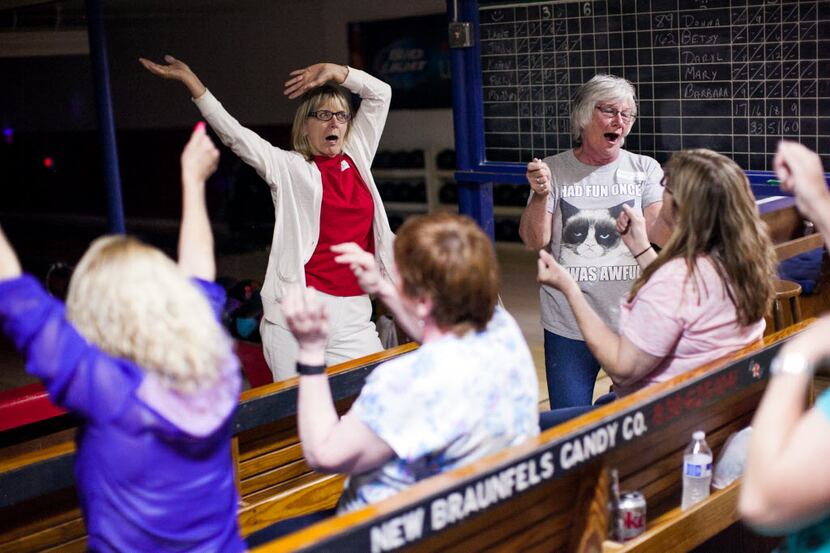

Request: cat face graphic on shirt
left=558, top=199, right=634, bottom=266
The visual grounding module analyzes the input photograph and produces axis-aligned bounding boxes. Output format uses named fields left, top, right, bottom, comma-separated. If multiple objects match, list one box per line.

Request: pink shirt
left=617, top=256, right=765, bottom=396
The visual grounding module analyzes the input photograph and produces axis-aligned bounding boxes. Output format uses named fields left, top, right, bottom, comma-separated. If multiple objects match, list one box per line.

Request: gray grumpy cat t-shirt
left=539, top=149, right=664, bottom=339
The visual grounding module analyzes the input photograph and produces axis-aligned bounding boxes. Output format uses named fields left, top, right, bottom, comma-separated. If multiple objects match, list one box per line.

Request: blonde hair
left=291, top=84, right=353, bottom=160
left=629, top=149, right=777, bottom=325
left=66, top=236, right=233, bottom=393
left=394, top=213, right=499, bottom=334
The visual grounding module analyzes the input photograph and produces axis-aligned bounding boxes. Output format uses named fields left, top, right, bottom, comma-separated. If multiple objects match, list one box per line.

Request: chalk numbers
left=749, top=120, right=800, bottom=135
left=654, top=13, right=673, bottom=29
left=479, top=0, right=823, bottom=170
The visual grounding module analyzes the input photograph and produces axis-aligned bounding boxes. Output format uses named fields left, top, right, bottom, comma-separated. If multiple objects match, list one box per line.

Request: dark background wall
left=0, top=0, right=454, bottom=273
left=0, top=0, right=453, bottom=134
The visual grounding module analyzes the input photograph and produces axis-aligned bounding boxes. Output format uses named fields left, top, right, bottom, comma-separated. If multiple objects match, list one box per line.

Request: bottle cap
left=692, top=430, right=705, bottom=440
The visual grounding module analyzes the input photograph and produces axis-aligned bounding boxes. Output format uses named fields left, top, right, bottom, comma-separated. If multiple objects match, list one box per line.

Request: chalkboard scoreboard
left=450, top=0, right=829, bottom=186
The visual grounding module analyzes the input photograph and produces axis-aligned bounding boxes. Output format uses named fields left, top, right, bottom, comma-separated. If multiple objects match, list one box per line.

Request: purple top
left=0, top=275, right=245, bottom=553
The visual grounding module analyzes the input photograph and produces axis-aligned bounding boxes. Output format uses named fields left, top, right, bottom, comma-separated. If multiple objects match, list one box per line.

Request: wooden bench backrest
left=758, top=197, right=823, bottom=260
left=253, top=322, right=811, bottom=552
left=761, top=200, right=830, bottom=329
left=0, top=342, right=417, bottom=553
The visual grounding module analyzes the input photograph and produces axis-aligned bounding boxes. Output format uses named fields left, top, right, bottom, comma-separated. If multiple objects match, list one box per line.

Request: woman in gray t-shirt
left=519, top=74, right=671, bottom=409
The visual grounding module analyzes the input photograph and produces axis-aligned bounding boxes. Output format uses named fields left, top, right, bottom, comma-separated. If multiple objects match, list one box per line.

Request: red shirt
left=305, top=154, right=375, bottom=296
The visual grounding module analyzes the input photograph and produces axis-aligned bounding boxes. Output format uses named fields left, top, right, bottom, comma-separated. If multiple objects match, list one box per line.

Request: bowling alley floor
left=0, top=243, right=613, bottom=407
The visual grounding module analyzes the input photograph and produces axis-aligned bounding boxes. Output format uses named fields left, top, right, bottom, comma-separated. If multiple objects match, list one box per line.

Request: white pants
left=260, top=292, right=383, bottom=382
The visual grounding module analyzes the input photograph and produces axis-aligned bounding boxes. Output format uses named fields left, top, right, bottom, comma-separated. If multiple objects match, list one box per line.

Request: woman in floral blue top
left=282, top=212, right=540, bottom=513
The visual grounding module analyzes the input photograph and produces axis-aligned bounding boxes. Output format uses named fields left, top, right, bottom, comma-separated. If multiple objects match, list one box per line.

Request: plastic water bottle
left=681, top=430, right=712, bottom=511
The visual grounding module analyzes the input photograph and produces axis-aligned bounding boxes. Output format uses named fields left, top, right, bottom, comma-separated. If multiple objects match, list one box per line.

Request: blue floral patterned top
left=337, top=305, right=540, bottom=512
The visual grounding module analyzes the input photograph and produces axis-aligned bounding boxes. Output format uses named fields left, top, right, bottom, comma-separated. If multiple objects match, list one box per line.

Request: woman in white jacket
left=141, top=55, right=395, bottom=381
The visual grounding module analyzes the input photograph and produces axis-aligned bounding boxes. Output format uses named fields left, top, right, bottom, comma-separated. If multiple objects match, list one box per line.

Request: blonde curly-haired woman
left=0, top=124, right=244, bottom=551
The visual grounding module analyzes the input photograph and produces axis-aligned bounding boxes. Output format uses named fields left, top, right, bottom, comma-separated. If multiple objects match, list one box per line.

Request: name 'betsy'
left=371, top=412, right=649, bottom=552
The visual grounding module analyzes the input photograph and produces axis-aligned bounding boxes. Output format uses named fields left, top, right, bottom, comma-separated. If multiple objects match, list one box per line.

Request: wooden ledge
left=602, top=480, right=741, bottom=553
left=774, top=233, right=823, bottom=262
left=0, top=440, right=74, bottom=475
left=536, top=320, right=812, bottom=445
left=239, top=342, right=418, bottom=402
left=253, top=322, right=813, bottom=552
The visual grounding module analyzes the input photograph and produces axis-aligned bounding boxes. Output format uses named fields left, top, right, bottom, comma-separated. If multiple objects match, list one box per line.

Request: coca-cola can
left=616, top=491, right=647, bottom=541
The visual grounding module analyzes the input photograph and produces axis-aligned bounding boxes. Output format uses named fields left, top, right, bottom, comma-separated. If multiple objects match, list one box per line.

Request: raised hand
left=526, top=157, right=551, bottom=195
left=177, top=122, right=219, bottom=280
left=616, top=204, right=650, bottom=254
left=284, top=63, right=348, bottom=99
left=139, top=55, right=206, bottom=98
left=181, top=121, right=219, bottom=188
left=774, top=141, right=830, bottom=224
left=537, top=249, right=577, bottom=293
left=0, top=225, right=22, bottom=281
left=282, top=287, right=329, bottom=363
left=331, top=242, right=384, bottom=295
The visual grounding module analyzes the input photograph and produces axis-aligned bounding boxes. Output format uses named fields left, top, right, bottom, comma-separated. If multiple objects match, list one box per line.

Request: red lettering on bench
left=649, top=368, right=739, bottom=428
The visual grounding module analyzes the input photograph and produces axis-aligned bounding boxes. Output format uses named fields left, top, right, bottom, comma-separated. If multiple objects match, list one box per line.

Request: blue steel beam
left=448, top=0, right=494, bottom=240
left=85, top=0, right=125, bottom=234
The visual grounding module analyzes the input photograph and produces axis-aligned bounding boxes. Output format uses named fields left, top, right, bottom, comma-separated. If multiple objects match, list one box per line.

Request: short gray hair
left=570, top=74, right=637, bottom=144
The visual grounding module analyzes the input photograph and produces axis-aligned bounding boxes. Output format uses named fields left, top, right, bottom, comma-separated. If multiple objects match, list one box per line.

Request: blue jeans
left=539, top=392, right=618, bottom=431
left=544, top=330, right=601, bottom=409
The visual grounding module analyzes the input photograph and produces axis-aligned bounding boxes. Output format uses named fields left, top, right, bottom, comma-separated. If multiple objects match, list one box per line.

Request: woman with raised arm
left=140, top=55, right=395, bottom=381
left=519, top=74, right=672, bottom=410
left=536, top=149, right=777, bottom=427
left=740, top=142, right=830, bottom=551
left=0, top=125, right=244, bottom=552
left=772, top=140, right=830, bottom=252
left=283, top=213, right=539, bottom=519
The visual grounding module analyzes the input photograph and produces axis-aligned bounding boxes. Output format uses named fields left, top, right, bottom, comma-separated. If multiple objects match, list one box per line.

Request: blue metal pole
left=86, top=0, right=125, bottom=234
left=458, top=181, right=495, bottom=239
left=448, top=0, right=494, bottom=240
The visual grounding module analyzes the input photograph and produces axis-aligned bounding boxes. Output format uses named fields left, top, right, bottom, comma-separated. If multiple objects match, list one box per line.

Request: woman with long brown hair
left=537, top=149, right=777, bottom=426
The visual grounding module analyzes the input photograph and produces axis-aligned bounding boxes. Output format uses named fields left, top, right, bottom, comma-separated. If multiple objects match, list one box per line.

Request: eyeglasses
left=595, top=105, right=636, bottom=123
left=308, top=110, right=351, bottom=123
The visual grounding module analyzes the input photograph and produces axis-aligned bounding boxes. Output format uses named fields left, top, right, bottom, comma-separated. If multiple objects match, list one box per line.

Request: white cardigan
left=194, top=67, right=396, bottom=323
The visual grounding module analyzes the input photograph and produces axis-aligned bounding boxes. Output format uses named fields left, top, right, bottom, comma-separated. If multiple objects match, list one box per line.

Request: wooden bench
left=251, top=322, right=812, bottom=552
left=759, top=198, right=829, bottom=400
left=761, top=197, right=830, bottom=327
left=0, top=342, right=417, bottom=552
